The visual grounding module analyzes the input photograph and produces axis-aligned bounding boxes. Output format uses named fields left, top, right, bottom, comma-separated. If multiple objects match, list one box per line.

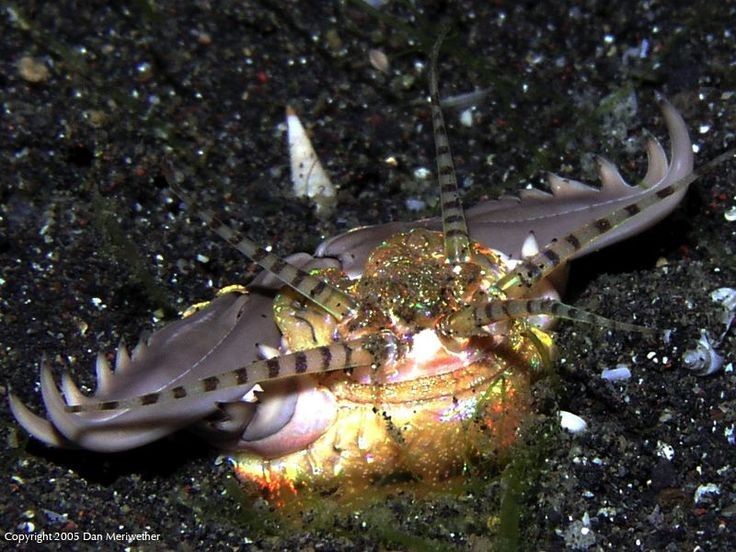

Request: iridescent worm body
left=10, top=40, right=699, bottom=496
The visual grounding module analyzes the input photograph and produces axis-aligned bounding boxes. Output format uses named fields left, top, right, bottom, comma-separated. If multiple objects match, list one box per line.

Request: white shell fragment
left=559, top=410, right=588, bottom=434
left=286, top=106, right=336, bottom=215
left=679, top=287, right=735, bottom=376
left=368, top=49, right=390, bottom=74
left=560, top=512, right=595, bottom=550
left=682, top=330, right=723, bottom=376
left=600, top=364, right=632, bottom=382
left=711, top=287, right=736, bottom=333
left=693, top=483, right=720, bottom=504
left=656, top=440, right=675, bottom=461
left=459, top=108, right=473, bottom=127
left=726, top=424, right=736, bottom=446
left=439, top=88, right=491, bottom=110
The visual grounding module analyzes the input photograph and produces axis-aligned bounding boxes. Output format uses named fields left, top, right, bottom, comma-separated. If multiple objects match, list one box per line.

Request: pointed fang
left=130, top=331, right=150, bottom=362
left=95, top=352, right=114, bottom=395
left=642, top=134, right=668, bottom=187
left=115, top=342, right=130, bottom=372
left=257, top=343, right=281, bottom=360
left=596, top=156, right=631, bottom=191
left=61, top=371, right=89, bottom=406
left=521, top=232, right=540, bottom=258
left=8, top=392, right=70, bottom=447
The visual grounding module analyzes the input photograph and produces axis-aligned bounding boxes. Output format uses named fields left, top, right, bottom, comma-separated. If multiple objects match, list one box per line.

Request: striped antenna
left=164, top=169, right=357, bottom=320
left=64, top=331, right=401, bottom=413
left=430, top=30, right=471, bottom=264
left=442, top=298, right=654, bottom=337
left=495, top=143, right=735, bottom=292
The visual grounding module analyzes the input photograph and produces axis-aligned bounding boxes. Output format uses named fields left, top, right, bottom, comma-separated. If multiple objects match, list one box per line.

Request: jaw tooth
left=8, top=391, right=69, bottom=447
left=547, top=173, right=598, bottom=197
left=286, top=106, right=336, bottom=215
left=521, top=232, right=540, bottom=259
left=257, top=343, right=280, bottom=360
left=61, top=371, right=88, bottom=406
left=131, top=332, right=150, bottom=361
left=242, top=383, right=264, bottom=403
left=95, top=352, right=113, bottom=395
left=115, top=342, right=130, bottom=372
left=596, top=156, right=631, bottom=191
left=642, top=133, right=668, bottom=187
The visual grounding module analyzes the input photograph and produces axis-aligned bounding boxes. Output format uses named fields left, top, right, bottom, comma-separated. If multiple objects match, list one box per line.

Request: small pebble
left=18, top=56, right=50, bottom=83
left=368, top=49, right=390, bottom=74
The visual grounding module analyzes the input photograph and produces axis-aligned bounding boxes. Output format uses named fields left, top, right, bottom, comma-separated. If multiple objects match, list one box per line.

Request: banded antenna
left=429, top=30, right=471, bottom=265
left=163, top=164, right=358, bottom=320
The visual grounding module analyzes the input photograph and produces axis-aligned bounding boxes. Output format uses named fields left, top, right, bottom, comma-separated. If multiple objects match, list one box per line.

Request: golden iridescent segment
left=232, top=356, right=533, bottom=502
left=232, top=228, right=554, bottom=499
left=430, top=32, right=471, bottom=264
left=350, top=228, right=506, bottom=329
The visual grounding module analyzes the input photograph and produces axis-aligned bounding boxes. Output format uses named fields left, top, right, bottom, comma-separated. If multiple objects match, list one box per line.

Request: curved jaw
left=9, top=384, right=70, bottom=448
left=8, top=292, right=279, bottom=452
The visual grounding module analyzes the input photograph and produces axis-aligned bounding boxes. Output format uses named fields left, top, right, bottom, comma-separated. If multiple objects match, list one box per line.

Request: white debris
left=368, top=48, right=390, bottom=74
left=405, top=198, right=426, bottom=211
left=679, top=287, right=735, bottom=376
left=711, top=287, right=736, bottom=333
left=286, top=106, right=336, bottom=215
left=413, top=167, right=431, bottom=180
left=656, top=440, right=675, bottom=461
left=459, top=108, right=473, bottom=127
left=693, top=483, right=720, bottom=504
left=559, top=410, right=588, bottom=434
left=561, top=512, right=595, bottom=550
left=601, top=364, right=632, bottom=382
left=682, top=330, right=724, bottom=376
left=439, top=88, right=491, bottom=110
left=725, top=424, right=735, bottom=446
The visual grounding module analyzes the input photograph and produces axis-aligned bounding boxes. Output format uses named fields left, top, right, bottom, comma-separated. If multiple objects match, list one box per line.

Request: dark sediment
left=1, top=2, right=734, bottom=549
